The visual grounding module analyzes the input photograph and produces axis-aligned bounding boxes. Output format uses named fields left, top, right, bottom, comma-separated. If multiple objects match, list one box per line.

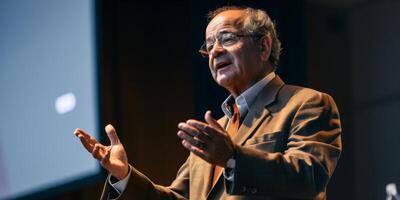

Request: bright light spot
left=55, top=93, right=76, bottom=114
left=386, top=183, right=398, bottom=196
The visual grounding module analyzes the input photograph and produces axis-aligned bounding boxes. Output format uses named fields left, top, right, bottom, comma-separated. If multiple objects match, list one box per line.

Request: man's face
left=205, top=10, right=267, bottom=95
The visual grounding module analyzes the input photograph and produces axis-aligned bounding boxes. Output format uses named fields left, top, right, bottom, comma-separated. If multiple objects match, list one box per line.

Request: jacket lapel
left=206, top=76, right=284, bottom=199
left=233, top=76, right=284, bottom=145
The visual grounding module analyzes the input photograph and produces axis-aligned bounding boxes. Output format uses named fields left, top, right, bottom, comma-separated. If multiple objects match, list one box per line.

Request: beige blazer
left=101, top=76, right=342, bottom=200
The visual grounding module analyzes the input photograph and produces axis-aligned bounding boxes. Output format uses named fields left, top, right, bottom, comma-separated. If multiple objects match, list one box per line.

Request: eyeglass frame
left=198, top=31, right=263, bottom=58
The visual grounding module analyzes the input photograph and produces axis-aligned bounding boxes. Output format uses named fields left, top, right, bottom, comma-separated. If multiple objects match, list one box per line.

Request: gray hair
left=207, top=6, right=282, bottom=67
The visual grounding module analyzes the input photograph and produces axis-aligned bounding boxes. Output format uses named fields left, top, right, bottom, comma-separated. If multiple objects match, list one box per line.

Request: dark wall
left=98, top=0, right=194, bottom=186
left=305, top=4, right=355, bottom=199
left=306, top=1, right=400, bottom=199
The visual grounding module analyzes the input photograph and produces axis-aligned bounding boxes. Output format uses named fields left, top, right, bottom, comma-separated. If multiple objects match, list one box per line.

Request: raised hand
left=177, top=111, right=235, bottom=167
left=74, top=124, right=129, bottom=180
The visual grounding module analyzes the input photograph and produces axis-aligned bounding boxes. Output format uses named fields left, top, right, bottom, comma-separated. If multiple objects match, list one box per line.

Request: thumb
left=105, top=124, right=120, bottom=145
left=204, top=110, right=224, bottom=132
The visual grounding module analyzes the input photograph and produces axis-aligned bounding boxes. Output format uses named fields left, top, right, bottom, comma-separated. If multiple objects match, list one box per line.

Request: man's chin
left=215, top=76, right=233, bottom=89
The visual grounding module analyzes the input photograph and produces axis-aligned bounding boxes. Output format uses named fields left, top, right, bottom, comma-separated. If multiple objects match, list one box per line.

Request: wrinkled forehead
left=205, top=10, right=246, bottom=39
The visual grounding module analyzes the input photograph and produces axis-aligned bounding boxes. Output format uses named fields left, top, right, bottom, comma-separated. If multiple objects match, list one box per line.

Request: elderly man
left=75, top=6, right=342, bottom=200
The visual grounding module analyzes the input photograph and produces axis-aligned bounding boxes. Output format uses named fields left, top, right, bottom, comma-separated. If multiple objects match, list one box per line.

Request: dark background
left=45, top=0, right=400, bottom=199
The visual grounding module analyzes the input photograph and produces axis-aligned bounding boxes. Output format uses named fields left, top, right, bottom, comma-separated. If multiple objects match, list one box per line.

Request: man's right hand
left=74, top=124, right=129, bottom=180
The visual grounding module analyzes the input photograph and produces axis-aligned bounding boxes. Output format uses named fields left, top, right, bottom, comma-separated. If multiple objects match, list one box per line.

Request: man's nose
left=210, top=41, right=225, bottom=57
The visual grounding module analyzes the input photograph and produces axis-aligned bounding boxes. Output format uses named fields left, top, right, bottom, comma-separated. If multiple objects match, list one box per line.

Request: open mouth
left=215, top=62, right=232, bottom=70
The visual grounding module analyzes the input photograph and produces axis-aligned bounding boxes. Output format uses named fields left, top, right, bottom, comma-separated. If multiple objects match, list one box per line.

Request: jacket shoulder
left=268, top=84, right=337, bottom=113
left=279, top=84, right=334, bottom=102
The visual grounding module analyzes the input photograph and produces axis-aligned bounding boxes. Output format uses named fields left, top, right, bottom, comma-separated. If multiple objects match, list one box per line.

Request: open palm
left=74, top=124, right=129, bottom=180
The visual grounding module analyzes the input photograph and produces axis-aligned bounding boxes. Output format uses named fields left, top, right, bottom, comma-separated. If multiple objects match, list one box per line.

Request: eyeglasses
left=198, top=31, right=260, bottom=57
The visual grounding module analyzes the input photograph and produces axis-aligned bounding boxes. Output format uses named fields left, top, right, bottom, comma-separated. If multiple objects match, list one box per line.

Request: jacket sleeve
left=101, top=157, right=190, bottom=200
left=226, top=92, right=342, bottom=199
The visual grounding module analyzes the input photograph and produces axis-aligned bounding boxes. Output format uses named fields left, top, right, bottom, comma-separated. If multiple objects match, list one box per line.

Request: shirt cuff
left=223, top=158, right=236, bottom=182
left=108, top=169, right=132, bottom=197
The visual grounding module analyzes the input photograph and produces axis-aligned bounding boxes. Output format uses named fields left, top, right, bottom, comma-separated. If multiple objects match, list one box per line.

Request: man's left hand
left=177, top=110, right=235, bottom=167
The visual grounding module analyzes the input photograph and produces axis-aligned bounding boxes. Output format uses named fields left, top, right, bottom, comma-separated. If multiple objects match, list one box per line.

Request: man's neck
left=221, top=71, right=276, bottom=119
left=229, top=69, right=274, bottom=98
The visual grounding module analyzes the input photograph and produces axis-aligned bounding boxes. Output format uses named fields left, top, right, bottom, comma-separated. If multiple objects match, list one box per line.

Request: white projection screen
left=0, top=0, right=102, bottom=199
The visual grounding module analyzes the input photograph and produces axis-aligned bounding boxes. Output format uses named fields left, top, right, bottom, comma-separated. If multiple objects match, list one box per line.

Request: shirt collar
left=221, top=72, right=276, bottom=119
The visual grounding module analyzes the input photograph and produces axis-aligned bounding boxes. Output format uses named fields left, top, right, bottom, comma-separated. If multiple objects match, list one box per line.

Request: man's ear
left=260, top=35, right=272, bottom=62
